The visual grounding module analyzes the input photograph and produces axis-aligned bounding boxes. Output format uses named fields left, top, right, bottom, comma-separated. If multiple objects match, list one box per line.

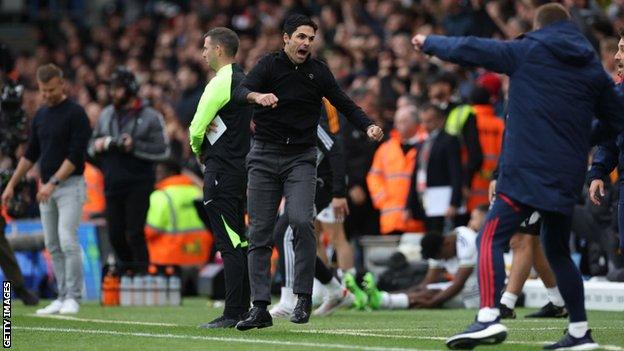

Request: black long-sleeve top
left=24, top=99, right=91, bottom=182
left=233, top=50, right=373, bottom=146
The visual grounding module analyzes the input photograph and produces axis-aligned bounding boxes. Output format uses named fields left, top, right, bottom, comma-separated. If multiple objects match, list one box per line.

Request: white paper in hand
left=423, top=186, right=452, bottom=217
left=206, top=115, right=227, bottom=145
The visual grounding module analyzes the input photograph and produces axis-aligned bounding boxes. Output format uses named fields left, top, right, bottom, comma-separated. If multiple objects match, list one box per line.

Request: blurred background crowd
left=1, top=0, right=623, bottom=294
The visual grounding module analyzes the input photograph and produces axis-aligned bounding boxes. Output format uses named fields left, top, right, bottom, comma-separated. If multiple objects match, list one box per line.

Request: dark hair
left=36, top=63, right=63, bottom=83
left=469, top=86, right=491, bottom=105
left=283, top=14, right=318, bottom=36
left=428, top=72, right=457, bottom=90
left=110, top=66, right=138, bottom=95
left=421, top=231, right=445, bottom=259
left=158, top=159, right=182, bottom=175
left=204, top=27, right=239, bottom=57
left=420, top=102, right=444, bottom=119
left=619, top=27, right=624, bottom=39
left=534, top=3, right=571, bottom=29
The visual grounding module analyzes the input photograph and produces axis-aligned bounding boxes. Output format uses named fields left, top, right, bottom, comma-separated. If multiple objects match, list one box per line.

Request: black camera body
left=0, top=79, right=27, bottom=161
left=0, top=79, right=31, bottom=219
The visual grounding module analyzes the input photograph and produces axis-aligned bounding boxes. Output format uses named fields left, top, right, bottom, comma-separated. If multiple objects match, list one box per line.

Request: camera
left=0, top=79, right=27, bottom=161
left=0, top=79, right=32, bottom=219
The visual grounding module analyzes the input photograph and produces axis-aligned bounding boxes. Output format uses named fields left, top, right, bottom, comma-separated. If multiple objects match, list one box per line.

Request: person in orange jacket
left=468, top=86, right=505, bottom=212
left=367, top=106, right=426, bottom=235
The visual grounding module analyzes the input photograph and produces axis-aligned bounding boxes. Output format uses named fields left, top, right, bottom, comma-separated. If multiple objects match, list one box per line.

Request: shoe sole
left=546, top=342, right=599, bottom=351
left=446, top=324, right=508, bottom=350
left=235, top=321, right=273, bottom=331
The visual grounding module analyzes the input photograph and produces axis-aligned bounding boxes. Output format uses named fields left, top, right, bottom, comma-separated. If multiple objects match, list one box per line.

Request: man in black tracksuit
left=189, top=28, right=253, bottom=329
left=234, top=14, right=383, bottom=330
left=89, top=67, right=169, bottom=275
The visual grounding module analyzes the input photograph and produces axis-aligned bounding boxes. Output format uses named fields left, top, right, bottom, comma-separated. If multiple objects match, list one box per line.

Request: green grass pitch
left=8, top=298, right=624, bottom=350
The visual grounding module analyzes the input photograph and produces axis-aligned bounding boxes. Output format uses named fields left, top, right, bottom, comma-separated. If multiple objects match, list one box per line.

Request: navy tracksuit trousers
left=479, top=192, right=586, bottom=322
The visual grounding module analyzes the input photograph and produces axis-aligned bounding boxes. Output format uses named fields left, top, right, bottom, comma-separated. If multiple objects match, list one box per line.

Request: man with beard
left=234, top=14, right=383, bottom=330
left=88, top=67, right=169, bottom=275
left=587, top=27, right=624, bottom=276
left=2, top=64, right=90, bottom=314
left=189, top=27, right=253, bottom=329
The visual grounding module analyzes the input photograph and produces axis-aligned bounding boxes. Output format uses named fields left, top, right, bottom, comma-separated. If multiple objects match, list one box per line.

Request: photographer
left=2, top=64, right=91, bottom=314
left=0, top=75, right=39, bottom=306
left=88, top=67, right=169, bottom=275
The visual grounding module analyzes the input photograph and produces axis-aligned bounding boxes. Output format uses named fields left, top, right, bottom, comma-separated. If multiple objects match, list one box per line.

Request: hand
left=93, top=137, right=108, bottom=152
left=253, top=93, right=278, bottom=108
left=348, top=185, right=367, bottom=205
left=589, top=179, right=605, bottom=205
left=366, top=125, right=384, bottom=141
left=486, top=1, right=501, bottom=19
left=1, top=186, right=14, bottom=205
left=445, top=205, right=457, bottom=219
left=488, top=180, right=497, bottom=204
left=120, top=133, right=133, bottom=152
left=411, top=34, right=427, bottom=52
left=415, top=298, right=436, bottom=309
left=36, top=182, right=56, bottom=203
left=331, top=197, right=350, bottom=220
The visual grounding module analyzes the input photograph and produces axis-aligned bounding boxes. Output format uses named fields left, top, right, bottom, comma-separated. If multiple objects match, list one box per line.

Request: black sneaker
left=290, top=296, right=312, bottom=324
left=446, top=318, right=507, bottom=350
left=235, top=306, right=273, bottom=331
left=525, top=302, right=568, bottom=318
left=198, top=315, right=239, bottom=329
left=543, top=329, right=599, bottom=350
left=15, top=286, right=39, bottom=306
left=499, top=305, right=516, bottom=319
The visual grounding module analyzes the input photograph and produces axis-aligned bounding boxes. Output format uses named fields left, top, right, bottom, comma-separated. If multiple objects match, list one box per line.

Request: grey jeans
left=247, top=141, right=317, bottom=303
left=39, top=175, right=86, bottom=301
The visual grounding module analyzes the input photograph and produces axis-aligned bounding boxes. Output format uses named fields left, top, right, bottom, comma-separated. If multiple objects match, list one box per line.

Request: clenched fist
left=367, top=125, right=384, bottom=142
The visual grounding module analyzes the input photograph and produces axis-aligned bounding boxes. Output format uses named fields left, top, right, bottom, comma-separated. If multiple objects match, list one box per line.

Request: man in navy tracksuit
left=413, top=4, right=624, bottom=350
left=587, top=28, right=624, bottom=258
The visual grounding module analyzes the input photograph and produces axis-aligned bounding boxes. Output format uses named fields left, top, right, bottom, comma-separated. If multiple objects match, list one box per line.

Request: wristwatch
left=49, top=176, right=61, bottom=186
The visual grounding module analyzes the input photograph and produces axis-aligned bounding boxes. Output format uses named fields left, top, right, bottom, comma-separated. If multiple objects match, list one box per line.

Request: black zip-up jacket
left=233, top=50, right=373, bottom=146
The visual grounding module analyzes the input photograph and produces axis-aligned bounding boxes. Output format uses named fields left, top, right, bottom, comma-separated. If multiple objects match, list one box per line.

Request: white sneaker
left=36, top=299, right=64, bottom=315
left=269, top=302, right=295, bottom=318
left=313, top=288, right=354, bottom=316
left=59, top=298, right=80, bottom=314
left=311, top=279, right=326, bottom=308
left=269, top=287, right=296, bottom=318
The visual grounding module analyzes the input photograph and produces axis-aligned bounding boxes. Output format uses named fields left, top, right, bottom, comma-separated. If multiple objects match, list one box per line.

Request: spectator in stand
left=368, top=105, right=425, bottom=235
left=407, top=104, right=463, bottom=233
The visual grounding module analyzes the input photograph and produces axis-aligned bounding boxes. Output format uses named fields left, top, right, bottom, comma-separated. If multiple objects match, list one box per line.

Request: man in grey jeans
left=2, top=64, right=91, bottom=314
left=234, top=14, right=383, bottom=330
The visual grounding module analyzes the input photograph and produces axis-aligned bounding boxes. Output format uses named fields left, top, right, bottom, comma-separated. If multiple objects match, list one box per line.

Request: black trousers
left=105, top=183, right=152, bottom=273
left=273, top=212, right=334, bottom=288
left=203, top=171, right=250, bottom=318
left=247, top=141, right=317, bottom=303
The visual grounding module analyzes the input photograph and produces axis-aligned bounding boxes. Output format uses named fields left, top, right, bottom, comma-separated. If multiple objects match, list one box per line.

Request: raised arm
left=412, top=34, right=523, bottom=75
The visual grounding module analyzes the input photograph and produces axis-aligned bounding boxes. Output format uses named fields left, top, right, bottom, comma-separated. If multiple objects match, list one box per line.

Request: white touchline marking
left=13, top=326, right=442, bottom=351
left=291, top=329, right=624, bottom=349
left=28, top=314, right=180, bottom=327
